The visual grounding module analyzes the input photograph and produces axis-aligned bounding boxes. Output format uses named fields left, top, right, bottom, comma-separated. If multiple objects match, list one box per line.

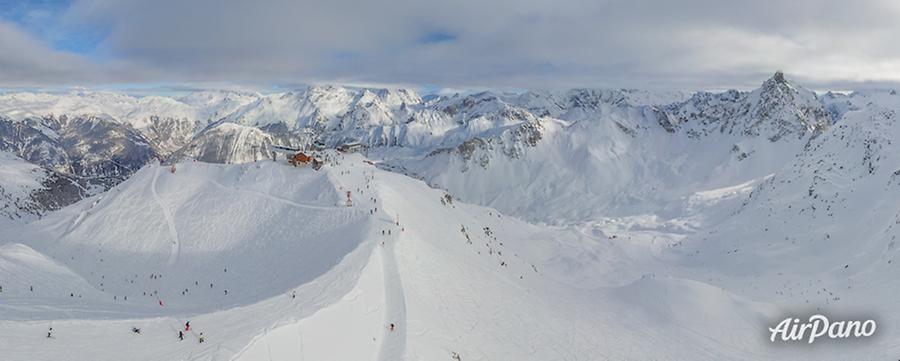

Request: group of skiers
left=45, top=321, right=206, bottom=344
left=177, top=321, right=203, bottom=343
left=33, top=157, right=398, bottom=348
left=1, top=265, right=235, bottom=306
left=0, top=285, right=38, bottom=294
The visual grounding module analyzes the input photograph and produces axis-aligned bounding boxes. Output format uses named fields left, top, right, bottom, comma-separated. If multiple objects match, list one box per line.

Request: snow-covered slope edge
left=0, top=151, right=92, bottom=225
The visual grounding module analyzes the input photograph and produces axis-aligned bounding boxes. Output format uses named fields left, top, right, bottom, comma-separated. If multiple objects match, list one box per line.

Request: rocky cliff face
left=661, top=71, right=830, bottom=141
left=0, top=151, right=91, bottom=224
left=0, top=115, right=158, bottom=217
left=0, top=115, right=157, bottom=180
left=142, top=116, right=202, bottom=157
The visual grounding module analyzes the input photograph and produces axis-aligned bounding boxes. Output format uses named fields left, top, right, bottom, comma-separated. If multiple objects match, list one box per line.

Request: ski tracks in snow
left=152, top=164, right=181, bottom=266
left=377, top=232, right=407, bottom=361
left=189, top=175, right=340, bottom=212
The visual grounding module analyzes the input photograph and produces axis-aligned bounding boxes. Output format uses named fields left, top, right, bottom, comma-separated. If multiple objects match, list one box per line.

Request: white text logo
left=769, top=314, right=875, bottom=344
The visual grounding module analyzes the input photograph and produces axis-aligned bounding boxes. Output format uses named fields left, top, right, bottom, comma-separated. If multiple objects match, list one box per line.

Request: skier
left=185, top=321, right=190, bottom=331
left=47, top=327, right=53, bottom=338
left=132, top=327, right=141, bottom=334
left=178, top=331, right=184, bottom=341
left=389, top=323, right=395, bottom=332
left=198, top=333, right=205, bottom=343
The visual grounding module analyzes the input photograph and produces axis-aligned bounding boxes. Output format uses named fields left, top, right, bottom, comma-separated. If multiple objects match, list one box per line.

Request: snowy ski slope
left=1, top=147, right=898, bottom=359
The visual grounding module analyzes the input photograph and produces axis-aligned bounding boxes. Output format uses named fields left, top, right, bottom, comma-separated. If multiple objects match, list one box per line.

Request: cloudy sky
left=1, top=0, right=900, bottom=92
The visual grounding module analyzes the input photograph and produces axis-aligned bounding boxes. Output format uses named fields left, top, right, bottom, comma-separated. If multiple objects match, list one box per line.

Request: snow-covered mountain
left=0, top=85, right=688, bottom=161
left=661, top=71, right=830, bottom=140
left=0, top=72, right=847, bottom=224
left=170, top=122, right=297, bottom=164
left=684, top=90, right=900, bottom=283
left=0, top=114, right=157, bottom=186
left=0, top=151, right=91, bottom=225
left=5, top=157, right=645, bottom=359
left=393, top=72, right=830, bottom=224
left=3, top=73, right=900, bottom=359
left=2, top=149, right=897, bottom=360
left=0, top=72, right=872, bottom=227
left=0, top=151, right=53, bottom=224
left=223, top=86, right=420, bottom=130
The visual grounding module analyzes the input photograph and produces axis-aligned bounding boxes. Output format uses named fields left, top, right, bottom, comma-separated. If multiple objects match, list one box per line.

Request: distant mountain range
left=0, top=71, right=896, bottom=223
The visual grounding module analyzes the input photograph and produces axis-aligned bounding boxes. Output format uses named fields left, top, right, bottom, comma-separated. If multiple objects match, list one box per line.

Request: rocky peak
left=757, top=71, right=797, bottom=101
left=772, top=70, right=786, bottom=84
left=747, top=71, right=830, bottom=138
left=660, top=72, right=829, bottom=141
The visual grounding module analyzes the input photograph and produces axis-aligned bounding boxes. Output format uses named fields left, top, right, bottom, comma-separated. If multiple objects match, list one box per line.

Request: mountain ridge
left=0, top=72, right=879, bottom=223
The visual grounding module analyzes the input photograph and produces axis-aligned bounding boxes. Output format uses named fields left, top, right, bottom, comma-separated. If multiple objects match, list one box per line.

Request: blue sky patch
left=418, top=31, right=457, bottom=44
left=0, top=0, right=106, bottom=55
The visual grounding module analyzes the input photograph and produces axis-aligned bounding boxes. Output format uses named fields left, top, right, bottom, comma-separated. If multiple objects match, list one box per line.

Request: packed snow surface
left=0, top=148, right=896, bottom=360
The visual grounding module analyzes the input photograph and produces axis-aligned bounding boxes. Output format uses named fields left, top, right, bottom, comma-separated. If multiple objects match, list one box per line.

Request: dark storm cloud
left=3, top=0, right=900, bottom=90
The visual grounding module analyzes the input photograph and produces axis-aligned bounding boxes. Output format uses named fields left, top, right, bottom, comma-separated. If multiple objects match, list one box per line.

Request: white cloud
left=3, top=0, right=900, bottom=90
left=0, top=20, right=96, bottom=86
